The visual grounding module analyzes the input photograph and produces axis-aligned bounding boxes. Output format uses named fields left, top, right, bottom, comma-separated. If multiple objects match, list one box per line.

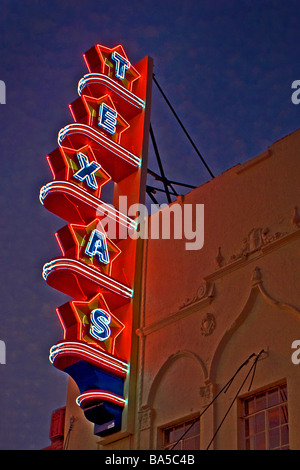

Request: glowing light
left=46, top=145, right=112, bottom=199
left=111, top=51, right=131, bottom=80
left=49, top=341, right=130, bottom=375
left=39, top=180, right=137, bottom=231
left=98, top=103, right=118, bottom=135
left=41, top=43, right=152, bottom=434
left=90, top=309, right=111, bottom=341
left=85, top=229, right=110, bottom=265
left=70, top=94, right=129, bottom=145
left=73, top=152, right=101, bottom=190
left=56, top=293, right=125, bottom=355
left=76, top=390, right=126, bottom=408
left=77, top=73, right=145, bottom=109
left=55, top=307, right=67, bottom=340
left=83, top=44, right=141, bottom=91
left=57, top=123, right=142, bottom=167
left=55, top=219, right=121, bottom=277
left=42, top=258, right=134, bottom=298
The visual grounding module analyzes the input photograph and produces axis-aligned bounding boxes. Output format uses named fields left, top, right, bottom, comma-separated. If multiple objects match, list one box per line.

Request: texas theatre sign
left=40, top=44, right=153, bottom=437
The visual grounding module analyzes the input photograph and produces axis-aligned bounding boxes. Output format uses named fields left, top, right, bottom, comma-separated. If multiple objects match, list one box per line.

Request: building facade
left=46, top=127, right=300, bottom=450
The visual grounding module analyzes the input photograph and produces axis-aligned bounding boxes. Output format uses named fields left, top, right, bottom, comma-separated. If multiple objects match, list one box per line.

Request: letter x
left=73, top=153, right=101, bottom=190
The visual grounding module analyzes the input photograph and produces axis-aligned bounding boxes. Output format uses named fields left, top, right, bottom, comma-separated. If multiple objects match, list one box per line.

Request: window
left=162, top=418, right=200, bottom=450
left=241, top=384, right=289, bottom=450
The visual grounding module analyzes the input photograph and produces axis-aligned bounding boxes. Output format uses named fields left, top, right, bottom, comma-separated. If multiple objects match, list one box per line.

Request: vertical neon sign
left=40, top=44, right=153, bottom=437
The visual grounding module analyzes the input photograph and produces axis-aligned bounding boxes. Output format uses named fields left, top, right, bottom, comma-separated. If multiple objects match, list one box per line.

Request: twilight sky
left=0, top=0, right=299, bottom=449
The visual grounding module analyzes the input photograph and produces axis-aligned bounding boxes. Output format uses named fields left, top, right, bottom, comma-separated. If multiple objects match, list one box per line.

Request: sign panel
left=40, top=44, right=153, bottom=437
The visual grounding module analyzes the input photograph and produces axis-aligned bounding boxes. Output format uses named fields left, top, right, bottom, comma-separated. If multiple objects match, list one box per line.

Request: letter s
left=291, top=340, right=300, bottom=364
left=291, top=80, right=300, bottom=105
left=90, top=309, right=111, bottom=341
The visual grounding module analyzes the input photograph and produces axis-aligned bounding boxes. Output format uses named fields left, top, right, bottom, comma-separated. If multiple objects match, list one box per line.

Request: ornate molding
left=207, top=213, right=300, bottom=282
left=251, top=265, right=262, bottom=284
left=138, top=405, right=152, bottom=431
left=215, top=247, right=224, bottom=268
left=179, top=280, right=215, bottom=310
left=229, top=226, right=287, bottom=263
left=291, top=206, right=300, bottom=228
left=199, top=382, right=215, bottom=406
left=208, top=265, right=300, bottom=382
left=139, top=281, right=215, bottom=337
left=200, top=313, right=216, bottom=336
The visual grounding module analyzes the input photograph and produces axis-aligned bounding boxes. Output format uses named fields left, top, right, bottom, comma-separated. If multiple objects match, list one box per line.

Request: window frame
left=238, top=381, right=289, bottom=450
left=158, top=413, right=200, bottom=450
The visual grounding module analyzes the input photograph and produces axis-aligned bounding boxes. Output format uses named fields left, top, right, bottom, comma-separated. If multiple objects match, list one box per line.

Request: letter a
left=85, top=230, right=110, bottom=264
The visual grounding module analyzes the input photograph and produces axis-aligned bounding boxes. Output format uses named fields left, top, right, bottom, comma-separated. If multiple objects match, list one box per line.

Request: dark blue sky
left=0, top=0, right=299, bottom=449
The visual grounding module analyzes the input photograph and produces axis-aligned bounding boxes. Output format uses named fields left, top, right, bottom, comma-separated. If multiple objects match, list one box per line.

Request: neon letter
left=90, top=309, right=111, bottom=341
left=85, top=229, right=110, bottom=264
left=73, top=153, right=101, bottom=190
left=98, top=103, right=117, bottom=135
left=111, top=51, right=130, bottom=80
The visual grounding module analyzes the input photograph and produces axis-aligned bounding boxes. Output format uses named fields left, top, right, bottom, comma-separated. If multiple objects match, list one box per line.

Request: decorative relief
left=179, top=281, right=214, bottom=310
left=291, top=206, right=300, bottom=228
left=212, top=207, right=299, bottom=274
left=199, top=382, right=214, bottom=406
left=215, top=246, right=224, bottom=268
left=138, top=405, right=152, bottom=431
left=226, top=226, right=287, bottom=264
left=200, top=313, right=216, bottom=336
left=251, top=266, right=262, bottom=284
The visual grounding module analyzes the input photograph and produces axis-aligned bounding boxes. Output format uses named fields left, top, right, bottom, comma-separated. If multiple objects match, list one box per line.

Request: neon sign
left=40, top=44, right=153, bottom=437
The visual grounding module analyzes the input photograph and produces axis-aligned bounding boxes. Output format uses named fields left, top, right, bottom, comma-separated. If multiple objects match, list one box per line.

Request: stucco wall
left=136, top=128, right=300, bottom=450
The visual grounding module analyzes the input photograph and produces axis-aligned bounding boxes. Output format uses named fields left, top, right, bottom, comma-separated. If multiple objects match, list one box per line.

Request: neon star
left=69, top=94, right=129, bottom=144
left=56, top=293, right=125, bottom=355
left=83, top=44, right=140, bottom=91
left=55, top=219, right=121, bottom=276
left=47, top=144, right=111, bottom=198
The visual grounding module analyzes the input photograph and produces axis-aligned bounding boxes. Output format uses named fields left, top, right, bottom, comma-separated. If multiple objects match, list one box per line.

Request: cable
left=206, top=349, right=265, bottom=450
left=152, top=74, right=215, bottom=179
left=146, top=186, right=159, bottom=206
left=166, top=180, right=196, bottom=190
left=149, top=123, right=172, bottom=203
left=169, top=352, right=257, bottom=450
left=147, top=168, right=196, bottom=190
left=146, top=185, right=177, bottom=196
left=63, top=416, right=75, bottom=450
